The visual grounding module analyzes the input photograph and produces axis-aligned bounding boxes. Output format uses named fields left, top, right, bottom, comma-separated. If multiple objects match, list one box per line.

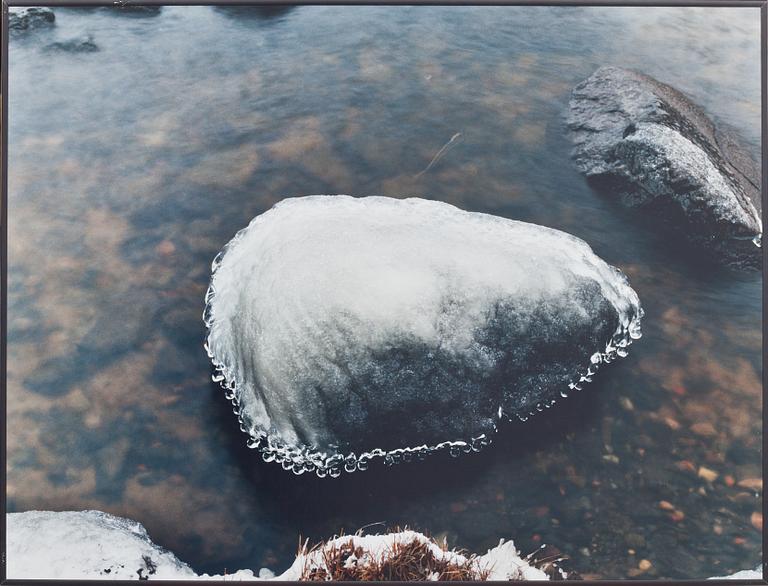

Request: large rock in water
left=205, top=196, right=643, bottom=477
left=568, top=66, right=762, bottom=268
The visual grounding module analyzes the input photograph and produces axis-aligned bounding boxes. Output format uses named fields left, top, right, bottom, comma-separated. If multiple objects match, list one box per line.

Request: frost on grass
left=6, top=511, right=569, bottom=581
left=284, top=530, right=564, bottom=581
left=205, top=196, right=643, bottom=476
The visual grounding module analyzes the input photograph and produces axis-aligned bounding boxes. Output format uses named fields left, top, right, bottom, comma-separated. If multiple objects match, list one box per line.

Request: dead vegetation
left=300, top=536, right=486, bottom=581
left=297, top=528, right=576, bottom=581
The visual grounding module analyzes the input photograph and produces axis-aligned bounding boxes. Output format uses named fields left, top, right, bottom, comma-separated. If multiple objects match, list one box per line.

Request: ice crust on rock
left=6, top=510, right=197, bottom=580
left=6, top=510, right=271, bottom=581
left=205, top=195, right=643, bottom=477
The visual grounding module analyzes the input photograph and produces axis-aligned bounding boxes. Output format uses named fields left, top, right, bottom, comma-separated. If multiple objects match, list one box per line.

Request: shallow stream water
left=7, top=5, right=762, bottom=579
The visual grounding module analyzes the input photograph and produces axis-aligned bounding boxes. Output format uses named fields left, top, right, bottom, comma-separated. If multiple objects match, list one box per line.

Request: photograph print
left=2, top=1, right=764, bottom=582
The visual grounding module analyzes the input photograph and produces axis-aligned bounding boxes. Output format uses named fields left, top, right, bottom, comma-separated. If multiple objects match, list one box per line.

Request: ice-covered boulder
left=568, top=66, right=762, bottom=268
left=6, top=510, right=196, bottom=580
left=205, top=196, right=642, bottom=477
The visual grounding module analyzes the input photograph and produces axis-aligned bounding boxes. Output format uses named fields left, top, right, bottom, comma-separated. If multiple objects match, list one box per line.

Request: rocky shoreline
left=6, top=510, right=568, bottom=581
left=7, top=510, right=760, bottom=581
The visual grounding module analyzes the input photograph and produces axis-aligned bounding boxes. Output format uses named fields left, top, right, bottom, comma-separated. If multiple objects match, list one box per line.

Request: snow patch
left=7, top=510, right=555, bottom=581
left=6, top=510, right=196, bottom=580
left=708, top=566, right=763, bottom=580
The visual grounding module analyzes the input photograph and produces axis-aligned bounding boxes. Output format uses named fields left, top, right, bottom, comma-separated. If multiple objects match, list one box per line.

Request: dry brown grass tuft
left=297, top=529, right=577, bottom=582
left=299, top=534, right=487, bottom=581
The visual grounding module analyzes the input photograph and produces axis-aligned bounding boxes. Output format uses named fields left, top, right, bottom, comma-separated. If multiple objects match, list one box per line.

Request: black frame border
left=0, top=0, right=765, bottom=584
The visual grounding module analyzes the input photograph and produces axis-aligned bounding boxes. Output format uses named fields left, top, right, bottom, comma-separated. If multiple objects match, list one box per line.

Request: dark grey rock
left=214, top=5, right=295, bottom=21
left=108, top=5, right=161, bottom=17
left=43, top=35, right=99, bottom=53
left=568, top=66, right=762, bottom=268
left=9, top=7, right=55, bottom=34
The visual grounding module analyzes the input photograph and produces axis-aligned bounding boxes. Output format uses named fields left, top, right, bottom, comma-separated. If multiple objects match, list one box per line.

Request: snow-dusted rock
left=708, top=566, right=763, bottom=580
left=568, top=66, right=762, bottom=268
left=6, top=510, right=196, bottom=580
left=205, top=195, right=643, bottom=477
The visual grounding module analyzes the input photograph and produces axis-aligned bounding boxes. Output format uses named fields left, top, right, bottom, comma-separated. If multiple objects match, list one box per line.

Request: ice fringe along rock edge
left=6, top=510, right=558, bottom=581
left=203, top=195, right=644, bottom=478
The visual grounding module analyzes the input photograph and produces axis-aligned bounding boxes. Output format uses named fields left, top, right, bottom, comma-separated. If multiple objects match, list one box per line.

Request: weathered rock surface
left=9, top=7, right=55, bottom=34
left=205, top=195, right=642, bottom=476
left=568, top=66, right=762, bottom=268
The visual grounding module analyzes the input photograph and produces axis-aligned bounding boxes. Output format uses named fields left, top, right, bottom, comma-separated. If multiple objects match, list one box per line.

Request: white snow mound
left=6, top=510, right=196, bottom=580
